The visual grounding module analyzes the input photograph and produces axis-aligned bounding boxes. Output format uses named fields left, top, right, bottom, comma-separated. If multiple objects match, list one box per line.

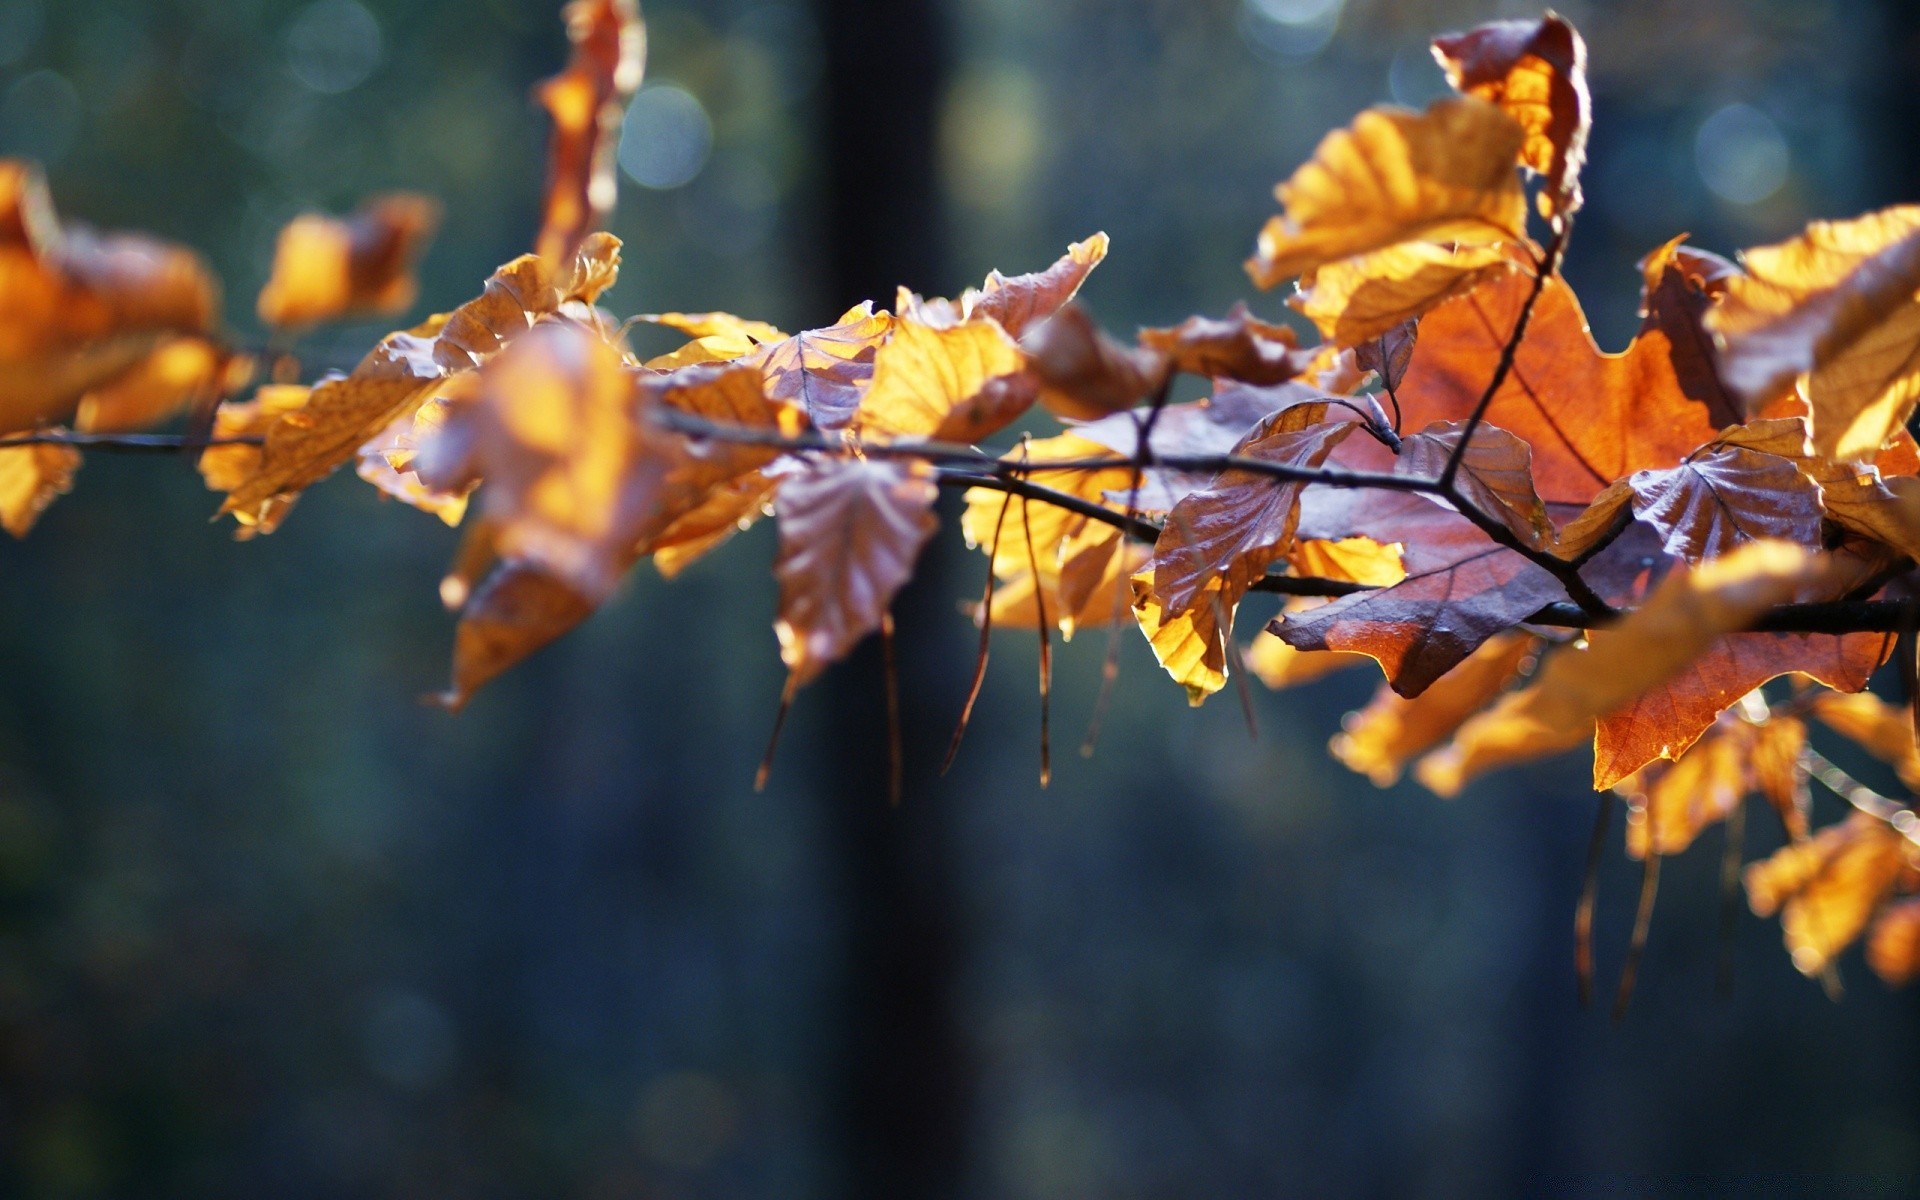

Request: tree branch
left=0, top=431, right=264, bottom=453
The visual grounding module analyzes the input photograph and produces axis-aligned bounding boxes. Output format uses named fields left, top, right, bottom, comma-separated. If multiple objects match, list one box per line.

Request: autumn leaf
left=1622, top=444, right=1824, bottom=563
left=749, top=303, right=892, bottom=432
left=774, top=458, right=939, bottom=686
left=1332, top=632, right=1534, bottom=786
left=0, top=440, right=79, bottom=537
left=1246, top=625, right=1369, bottom=689
left=1432, top=14, right=1591, bottom=218
left=1417, top=540, right=1832, bottom=795
left=1392, top=248, right=1738, bottom=505
left=218, top=234, right=622, bottom=532
left=439, top=561, right=598, bottom=712
left=256, top=193, right=442, bottom=329
left=1270, top=490, right=1565, bottom=697
left=1619, top=711, right=1771, bottom=859
left=1397, top=420, right=1553, bottom=550
left=650, top=469, right=779, bottom=579
left=197, top=384, right=310, bottom=535
left=1137, top=304, right=1317, bottom=386
left=1293, top=242, right=1513, bottom=346
left=1746, top=812, right=1913, bottom=976
left=355, top=385, right=474, bottom=527
left=638, top=311, right=788, bottom=370
left=1868, top=897, right=1920, bottom=986
left=1131, top=571, right=1229, bottom=704
left=1707, top=206, right=1920, bottom=460
left=533, top=0, right=645, bottom=263
left=901, top=234, right=1110, bottom=337
left=855, top=316, right=1036, bottom=444
left=1592, top=630, right=1888, bottom=792
left=0, top=160, right=219, bottom=434
left=1810, top=690, right=1920, bottom=791
left=1245, top=96, right=1528, bottom=289
left=1150, top=402, right=1356, bottom=617
left=980, top=540, right=1148, bottom=638
left=422, top=320, right=776, bottom=604
left=1024, top=305, right=1165, bottom=421
left=73, top=337, right=250, bottom=434
left=1712, top=415, right=1920, bottom=562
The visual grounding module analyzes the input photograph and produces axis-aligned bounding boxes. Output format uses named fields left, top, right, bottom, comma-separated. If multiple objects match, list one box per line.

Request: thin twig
left=942, top=489, right=1014, bottom=773
left=1437, top=222, right=1571, bottom=494
left=1613, top=851, right=1660, bottom=1022
left=1576, top=790, right=1613, bottom=1007
left=0, top=431, right=264, bottom=453
left=1020, top=488, right=1052, bottom=788
left=1804, top=745, right=1920, bottom=848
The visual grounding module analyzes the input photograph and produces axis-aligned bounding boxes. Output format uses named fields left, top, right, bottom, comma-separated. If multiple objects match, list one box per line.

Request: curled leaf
left=1432, top=14, right=1591, bottom=217
left=533, top=0, right=645, bottom=263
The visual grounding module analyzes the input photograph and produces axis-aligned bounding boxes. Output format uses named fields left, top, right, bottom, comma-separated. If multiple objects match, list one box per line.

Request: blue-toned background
left=1, top=0, right=1917, bottom=1194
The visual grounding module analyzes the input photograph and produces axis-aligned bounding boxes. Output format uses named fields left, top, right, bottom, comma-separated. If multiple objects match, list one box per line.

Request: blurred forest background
left=2, top=0, right=1919, bottom=1195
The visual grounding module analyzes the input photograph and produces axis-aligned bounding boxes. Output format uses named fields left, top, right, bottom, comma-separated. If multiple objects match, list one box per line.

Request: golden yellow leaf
left=1293, top=242, right=1513, bottom=345
left=1810, top=690, right=1920, bottom=792
left=1432, top=15, right=1591, bottom=217
left=1868, top=897, right=1920, bottom=987
left=1708, top=206, right=1920, bottom=459
left=197, top=384, right=310, bottom=535
left=855, top=316, right=1036, bottom=444
left=650, top=470, right=778, bottom=579
left=1131, top=571, right=1229, bottom=705
left=1334, top=632, right=1533, bottom=786
left=74, top=337, right=249, bottom=434
left=1289, top=537, right=1407, bottom=587
left=0, top=440, right=79, bottom=537
left=1245, top=97, right=1528, bottom=289
left=1745, top=813, right=1912, bottom=976
left=533, top=0, right=645, bottom=264
left=0, top=160, right=219, bottom=433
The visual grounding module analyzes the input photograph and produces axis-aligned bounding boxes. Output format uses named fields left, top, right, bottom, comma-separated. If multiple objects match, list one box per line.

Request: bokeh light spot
left=286, top=0, right=383, bottom=95
left=1695, top=102, right=1790, bottom=206
left=619, top=85, right=714, bottom=190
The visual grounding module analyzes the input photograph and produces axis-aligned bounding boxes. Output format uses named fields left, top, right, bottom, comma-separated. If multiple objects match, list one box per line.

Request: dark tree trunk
left=806, top=2, right=968, bottom=1198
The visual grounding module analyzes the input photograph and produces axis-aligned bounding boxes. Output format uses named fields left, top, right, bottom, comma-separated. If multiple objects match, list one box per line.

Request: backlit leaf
left=1397, top=420, right=1553, bottom=550
left=1432, top=14, right=1591, bottom=217
left=1868, top=897, right=1920, bottom=987
left=749, top=303, right=893, bottom=432
left=0, top=440, right=79, bottom=537
left=533, top=0, right=645, bottom=263
left=1245, top=96, right=1527, bottom=288
left=1708, top=206, right=1920, bottom=459
left=1746, top=813, right=1912, bottom=976
left=256, top=193, right=442, bottom=329
left=774, top=458, right=939, bottom=686
left=1293, top=242, right=1512, bottom=345
left=855, top=316, right=1036, bottom=444
left=1332, top=632, right=1534, bottom=785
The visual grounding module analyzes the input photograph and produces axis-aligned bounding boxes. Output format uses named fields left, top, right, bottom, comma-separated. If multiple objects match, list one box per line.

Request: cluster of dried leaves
left=7, top=3, right=1920, bottom=997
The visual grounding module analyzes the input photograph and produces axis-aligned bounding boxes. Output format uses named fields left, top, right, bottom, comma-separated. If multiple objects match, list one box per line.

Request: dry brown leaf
left=1270, top=490, right=1563, bottom=697
left=1624, top=444, right=1825, bottom=563
left=439, top=561, right=598, bottom=712
left=1397, top=420, right=1553, bottom=550
left=1593, top=631, right=1889, bottom=790
left=1708, top=207, right=1920, bottom=459
left=749, top=303, right=892, bottom=432
left=1746, top=812, right=1912, bottom=976
left=1432, top=14, right=1591, bottom=217
left=774, top=458, right=939, bottom=686
left=532, top=0, right=645, bottom=263
left=1138, top=304, right=1316, bottom=386
left=219, top=234, right=622, bottom=532
left=256, top=194, right=442, bottom=329
left=1417, top=540, right=1830, bottom=795
left=902, top=235, right=1110, bottom=337
left=0, top=160, right=219, bottom=433
left=1151, top=402, right=1356, bottom=617
left=1025, top=305, right=1165, bottom=421
left=1245, top=96, right=1527, bottom=289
